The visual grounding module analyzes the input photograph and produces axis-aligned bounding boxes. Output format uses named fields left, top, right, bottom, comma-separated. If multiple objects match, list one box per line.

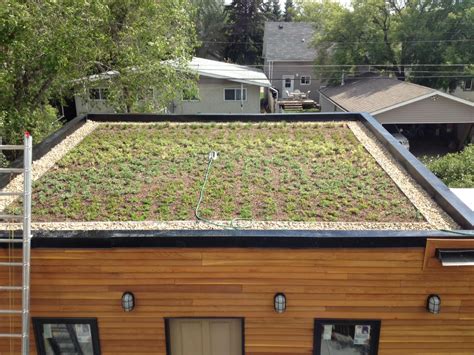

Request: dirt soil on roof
left=13, top=122, right=425, bottom=223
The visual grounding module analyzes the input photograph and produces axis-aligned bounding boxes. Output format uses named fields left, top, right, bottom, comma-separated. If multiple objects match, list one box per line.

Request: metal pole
left=22, top=132, right=32, bottom=355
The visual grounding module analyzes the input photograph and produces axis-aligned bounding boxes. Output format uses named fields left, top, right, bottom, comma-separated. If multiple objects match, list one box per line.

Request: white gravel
left=0, top=120, right=99, bottom=211
left=347, top=121, right=459, bottom=230
left=0, top=120, right=459, bottom=231
left=0, top=220, right=432, bottom=231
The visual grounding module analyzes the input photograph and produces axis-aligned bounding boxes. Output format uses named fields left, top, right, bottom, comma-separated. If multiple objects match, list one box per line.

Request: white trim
left=300, top=76, right=311, bottom=85
left=372, top=90, right=474, bottom=115
left=89, top=88, right=108, bottom=101
left=223, top=88, right=248, bottom=102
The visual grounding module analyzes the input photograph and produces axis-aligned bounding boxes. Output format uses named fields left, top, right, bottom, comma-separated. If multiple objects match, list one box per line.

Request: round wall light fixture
left=122, top=291, right=135, bottom=312
left=274, top=293, right=286, bottom=314
left=427, top=294, right=440, bottom=314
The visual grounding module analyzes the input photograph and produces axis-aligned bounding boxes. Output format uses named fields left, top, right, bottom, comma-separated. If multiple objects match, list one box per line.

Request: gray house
left=262, top=22, right=320, bottom=101
left=75, top=57, right=271, bottom=115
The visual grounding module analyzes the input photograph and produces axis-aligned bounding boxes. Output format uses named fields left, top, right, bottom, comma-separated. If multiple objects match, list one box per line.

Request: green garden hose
left=194, top=151, right=236, bottom=229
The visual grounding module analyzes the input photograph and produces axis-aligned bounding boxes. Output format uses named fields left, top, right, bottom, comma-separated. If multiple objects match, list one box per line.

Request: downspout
left=240, top=82, right=244, bottom=111
left=269, top=87, right=279, bottom=113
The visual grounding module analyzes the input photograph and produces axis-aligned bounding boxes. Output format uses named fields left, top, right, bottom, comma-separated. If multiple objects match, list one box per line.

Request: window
left=464, top=79, right=472, bottom=91
left=284, top=78, right=292, bottom=88
left=224, top=88, right=247, bottom=101
left=313, top=319, right=381, bottom=355
left=34, top=318, right=101, bottom=355
left=89, top=88, right=108, bottom=101
left=301, top=76, right=311, bottom=85
left=166, top=318, right=243, bottom=355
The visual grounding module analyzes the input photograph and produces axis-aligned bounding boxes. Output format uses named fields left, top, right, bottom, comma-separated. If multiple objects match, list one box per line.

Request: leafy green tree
left=262, top=0, right=282, bottom=21
left=0, top=0, right=198, bottom=145
left=284, top=0, right=295, bottom=21
left=427, top=145, right=474, bottom=188
left=299, top=0, right=473, bottom=89
left=225, top=0, right=265, bottom=64
left=192, top=0, right=228, bottom=59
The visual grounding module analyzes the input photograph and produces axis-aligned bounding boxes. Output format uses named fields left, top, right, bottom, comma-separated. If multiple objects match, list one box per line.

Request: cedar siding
left=1, top=246, right=474, bottom=354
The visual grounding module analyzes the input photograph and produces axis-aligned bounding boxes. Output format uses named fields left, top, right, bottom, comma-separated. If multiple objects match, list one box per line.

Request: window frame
left=165, top=317, right=245, bottom=355
left=463, top=79, right=472, bottom=91
left=313, top=319, right=381, bottom=355
left=89, top=88, right=108, bottom=101
left=300, top=76, right=311, bottom=85
left=33, top=317, right=101, bottom=355
left=224, top=88, right=247, bottom=102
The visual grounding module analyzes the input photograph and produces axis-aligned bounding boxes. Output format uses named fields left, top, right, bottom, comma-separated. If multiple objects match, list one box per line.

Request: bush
left=427, top=145, right=474, bottom=188
left=0, top=105, right=61, bottom=146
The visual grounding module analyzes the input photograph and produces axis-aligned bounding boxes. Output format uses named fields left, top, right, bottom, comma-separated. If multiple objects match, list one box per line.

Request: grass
left=19, top=122, right=424, bottom=222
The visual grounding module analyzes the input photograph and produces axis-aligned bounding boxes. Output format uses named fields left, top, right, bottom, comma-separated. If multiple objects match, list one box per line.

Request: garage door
left=168, top=318, right=243, bottom=355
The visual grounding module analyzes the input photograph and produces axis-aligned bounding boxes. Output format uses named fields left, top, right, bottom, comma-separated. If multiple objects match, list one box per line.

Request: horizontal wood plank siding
left=1, top=247, right=474, bottom=354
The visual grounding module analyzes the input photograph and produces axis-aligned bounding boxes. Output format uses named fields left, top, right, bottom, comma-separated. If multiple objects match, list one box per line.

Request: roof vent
left=301, top=38, right=305, bottom=42
left=278, top=24, right=284, bottom=29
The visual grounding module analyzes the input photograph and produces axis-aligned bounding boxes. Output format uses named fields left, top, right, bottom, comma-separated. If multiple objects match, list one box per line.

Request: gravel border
left=347, top=121, right=458, bottom=230
left=0, top=121, right=99, bottom=211
left=0, top=120, right=458, bottom=231
left=0, top=220, right=431, bottom=231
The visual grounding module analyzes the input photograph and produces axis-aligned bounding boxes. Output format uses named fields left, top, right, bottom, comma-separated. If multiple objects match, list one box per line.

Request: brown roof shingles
left=321, top=77, right=435, bottom=113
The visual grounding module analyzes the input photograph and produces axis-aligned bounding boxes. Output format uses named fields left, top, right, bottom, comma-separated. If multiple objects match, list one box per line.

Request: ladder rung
left=0, top=239, right=23, bottom=243
left=0, top=145, right=24, bottom=150
left=0, top=168, right=24, bottom=173
left=0, top=286, right=22, bottom=291
left=0, top=333, right=22, bottom=338
left=0, top=309, right=22, bottom=314
left=0, top=191, right=23, bottom=196
left=0, top=262, right=22, bottom=266
left=0, top=214, right=22, bottom=220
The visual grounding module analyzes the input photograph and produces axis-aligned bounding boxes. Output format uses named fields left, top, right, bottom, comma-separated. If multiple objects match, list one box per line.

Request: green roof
left=14, top=122, right=426, bottom=224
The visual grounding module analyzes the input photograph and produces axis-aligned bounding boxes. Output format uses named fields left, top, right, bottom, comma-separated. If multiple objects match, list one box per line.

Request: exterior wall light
left=122, top=291, right=135, bottom=312
left=274, top=293, right=286, bottom=314
left=427, top=294, right=441, bottom=314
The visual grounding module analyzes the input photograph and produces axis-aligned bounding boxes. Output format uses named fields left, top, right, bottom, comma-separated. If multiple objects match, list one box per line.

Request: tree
left=0, top=0, right=198, bottom=145
left=300, top=0, right=473, bottom=89
left=262, top=0, right=282, bottom=21
left=284, top=0, right=295, bottom=21
left=225, top=0, right=265, bottom=65
left=192, top=0, right=228, bottom=59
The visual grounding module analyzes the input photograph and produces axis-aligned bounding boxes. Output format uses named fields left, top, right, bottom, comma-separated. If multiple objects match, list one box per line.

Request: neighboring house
left=74, top=57, right=271, bottom=115
left=447, top=78, right=474, bottom=102
left=262, top=22, right=320, bottom=100
left=320, top=77, right=474, bottom=149
left=1, top=112, right=474, bottom=355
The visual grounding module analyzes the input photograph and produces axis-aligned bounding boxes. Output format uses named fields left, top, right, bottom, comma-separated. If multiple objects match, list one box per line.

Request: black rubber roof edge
left=358, top=112, right=474, bottom=230
left=0, top=115, right=87, bottom=189
left=1, top=229, right=473, bottom=249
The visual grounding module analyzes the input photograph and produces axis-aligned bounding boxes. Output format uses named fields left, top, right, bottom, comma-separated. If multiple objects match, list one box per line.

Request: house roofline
left=319, top=90, right=348, bottom=112
left=372, top=91, right=474, bottom=115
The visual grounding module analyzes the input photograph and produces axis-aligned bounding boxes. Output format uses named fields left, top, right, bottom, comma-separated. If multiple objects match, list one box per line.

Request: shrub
left=427, top=145, right=474, bottom=188
left=0, top=105, right=61, bottom=146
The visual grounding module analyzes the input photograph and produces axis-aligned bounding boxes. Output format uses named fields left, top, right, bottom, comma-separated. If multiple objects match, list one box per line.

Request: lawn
left=20, top=122, right=424, bottom=222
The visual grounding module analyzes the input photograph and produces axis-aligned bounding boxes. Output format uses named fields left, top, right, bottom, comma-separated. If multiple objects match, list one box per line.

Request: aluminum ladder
left=0, top=132, right=32, bottom=355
